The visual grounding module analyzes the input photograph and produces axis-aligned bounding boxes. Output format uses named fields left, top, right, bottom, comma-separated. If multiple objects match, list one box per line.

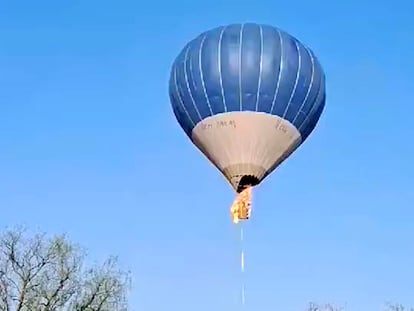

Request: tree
left=306, top=302, right=414, bottom=311
left=0, top=227, right=130, bottom=311
left=307, top=302, right=345, bottom=311
left=385, top=303, right=414, bottom=311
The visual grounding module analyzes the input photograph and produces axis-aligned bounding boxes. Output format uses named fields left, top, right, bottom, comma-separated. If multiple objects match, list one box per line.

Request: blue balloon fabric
left=169, top=23, right=326, bottom=142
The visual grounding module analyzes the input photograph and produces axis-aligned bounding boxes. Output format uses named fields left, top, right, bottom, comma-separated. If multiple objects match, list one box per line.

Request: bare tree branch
left=307, top=302, right=345, bottom=311
left=385, top=302, right=414, bottom=311
left=75, top=257, right=130, bottom=311
left=0, top=227, right=130, bottom=311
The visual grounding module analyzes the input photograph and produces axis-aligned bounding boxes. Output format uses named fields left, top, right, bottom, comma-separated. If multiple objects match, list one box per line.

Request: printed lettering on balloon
left=201, top=123, right=213, bottom=130
left=200, top=119, right=237, bottom=131
left=216, top=119, right=237, bottom=129
left=279, top=124, right=287, bottom=133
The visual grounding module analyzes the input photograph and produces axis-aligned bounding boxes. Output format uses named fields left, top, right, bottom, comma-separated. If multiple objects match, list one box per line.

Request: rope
left=240, top=224, right=245, bottom=307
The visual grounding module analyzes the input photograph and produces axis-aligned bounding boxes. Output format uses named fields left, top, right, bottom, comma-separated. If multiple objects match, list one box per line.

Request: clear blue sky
left=0, top=0, right=413, bottom=310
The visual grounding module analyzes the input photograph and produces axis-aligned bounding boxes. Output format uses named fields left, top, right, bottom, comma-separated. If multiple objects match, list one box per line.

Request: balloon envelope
left=169, top=23, right=326, bottom=192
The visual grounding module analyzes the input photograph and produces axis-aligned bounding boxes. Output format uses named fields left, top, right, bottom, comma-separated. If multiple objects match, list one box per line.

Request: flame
left=230, top=186, right=252, bottom=224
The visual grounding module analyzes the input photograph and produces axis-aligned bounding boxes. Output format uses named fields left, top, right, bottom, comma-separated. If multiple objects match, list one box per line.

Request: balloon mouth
left=237, top=175, right=260, bottom=193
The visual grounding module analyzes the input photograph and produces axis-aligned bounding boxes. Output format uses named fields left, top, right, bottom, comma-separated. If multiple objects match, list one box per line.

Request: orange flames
left=229, top=186, right=252, bottom=224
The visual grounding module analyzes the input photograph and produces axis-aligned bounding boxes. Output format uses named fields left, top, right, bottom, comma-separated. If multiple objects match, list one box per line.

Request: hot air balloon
left=169, top=23, right=326, bottom=223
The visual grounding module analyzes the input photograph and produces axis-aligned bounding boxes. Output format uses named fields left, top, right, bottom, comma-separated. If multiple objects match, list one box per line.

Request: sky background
left=0, top=0, right=413, bottom=310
